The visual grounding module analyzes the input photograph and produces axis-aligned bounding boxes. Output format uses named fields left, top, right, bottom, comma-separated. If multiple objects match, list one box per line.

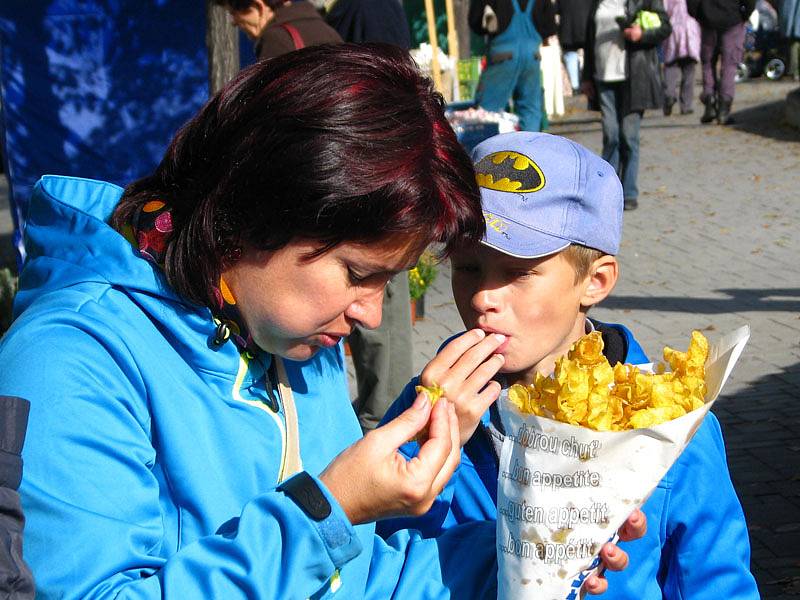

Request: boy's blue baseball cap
left=471, top=132, right=623, bottom=258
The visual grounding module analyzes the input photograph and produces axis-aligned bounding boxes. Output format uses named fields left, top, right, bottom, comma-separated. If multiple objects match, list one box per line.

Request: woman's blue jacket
left=0, top=176, right=498, bottom=599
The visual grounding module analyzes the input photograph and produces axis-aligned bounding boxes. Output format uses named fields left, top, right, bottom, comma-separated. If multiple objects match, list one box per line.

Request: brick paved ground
left=2, top=78, right=798, bottom=597
left=407, top=79, right=800, bottom=598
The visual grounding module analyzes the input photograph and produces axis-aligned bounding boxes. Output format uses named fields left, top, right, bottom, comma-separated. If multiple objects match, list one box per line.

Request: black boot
left=700, top=97, right=717, bottom=123
left=663, top=96, right=676, bottom=116
left=717, top=98, right=733, bottom=124
left=623, top=197, right=638, bottom=210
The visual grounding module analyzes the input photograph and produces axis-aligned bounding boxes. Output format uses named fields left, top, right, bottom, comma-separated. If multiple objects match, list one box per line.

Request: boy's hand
left=584, top=508, right=647, bottom=594
left=418, top=329, right=506, bottom=447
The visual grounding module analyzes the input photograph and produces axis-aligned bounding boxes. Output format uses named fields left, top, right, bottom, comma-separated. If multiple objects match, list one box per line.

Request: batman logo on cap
left=474, top=151, right=545, bottom=193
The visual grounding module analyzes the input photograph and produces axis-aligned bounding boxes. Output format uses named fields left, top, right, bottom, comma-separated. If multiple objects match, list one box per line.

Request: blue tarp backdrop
left=0, top=1, right=239, bottom=267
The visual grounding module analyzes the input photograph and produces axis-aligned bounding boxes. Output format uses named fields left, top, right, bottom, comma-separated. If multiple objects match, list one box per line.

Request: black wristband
left=278, top=471, right=332, bottom=521
left=0, top=396, right=30, bottom=490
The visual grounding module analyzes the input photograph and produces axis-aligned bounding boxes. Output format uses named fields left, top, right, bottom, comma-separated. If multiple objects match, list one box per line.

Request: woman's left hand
left=584, top=508, right=647, bottom=594
left=624, top=24, right=643, bottom=42
left=319, top=391, right=461, bottom=525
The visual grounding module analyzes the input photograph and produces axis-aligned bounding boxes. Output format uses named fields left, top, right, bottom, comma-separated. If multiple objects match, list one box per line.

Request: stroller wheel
left=764, top=58, right=785, bottom=80
left=735, top=63, right=749, bottom=83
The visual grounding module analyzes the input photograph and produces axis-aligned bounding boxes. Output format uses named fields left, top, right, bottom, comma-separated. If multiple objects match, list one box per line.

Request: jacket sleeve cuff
left=279, top=471, right=363, bottom=569
left=0, top=396, right=30, bottom=490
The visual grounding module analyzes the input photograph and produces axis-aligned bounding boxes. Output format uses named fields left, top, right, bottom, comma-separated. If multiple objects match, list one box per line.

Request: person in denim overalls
left=472, top=0, right=545, bottom=131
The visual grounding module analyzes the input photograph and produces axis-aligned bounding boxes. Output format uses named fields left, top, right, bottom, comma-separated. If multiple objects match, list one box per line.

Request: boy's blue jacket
left=0, top=176, right=498, bottom=599
left=379, top=326, right=760, bottom=600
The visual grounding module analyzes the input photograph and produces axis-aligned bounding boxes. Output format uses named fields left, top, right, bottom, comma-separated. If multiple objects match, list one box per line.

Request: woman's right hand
left=319, top=392, right=460, bottom=525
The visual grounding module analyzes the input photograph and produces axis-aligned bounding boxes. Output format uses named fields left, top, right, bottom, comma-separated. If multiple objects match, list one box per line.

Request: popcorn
left=415, top=382, right=445, bottom=406
left=412, top=383, right=446, bottom=442
left=496, top=327, right=750, bottom=600
left=507, top=331, right=710, bottom=431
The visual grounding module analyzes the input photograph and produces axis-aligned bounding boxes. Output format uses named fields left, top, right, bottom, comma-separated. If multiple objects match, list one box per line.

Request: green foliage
left=406, top=0, right=449, bottom=52
left=457, top=57, right=482, bottom=100
left=408, top=253, right=438, bottom=301
left=0, top=268, right=18, bottom=337
left=405, top=0, right=487, bottom=56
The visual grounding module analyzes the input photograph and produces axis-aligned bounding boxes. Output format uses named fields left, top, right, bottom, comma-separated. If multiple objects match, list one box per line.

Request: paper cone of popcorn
left=496, top=326, right=750, bottom=600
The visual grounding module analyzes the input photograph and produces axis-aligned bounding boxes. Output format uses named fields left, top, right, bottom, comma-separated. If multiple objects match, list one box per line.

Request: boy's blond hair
left=561, top=244, right=606, bottom=283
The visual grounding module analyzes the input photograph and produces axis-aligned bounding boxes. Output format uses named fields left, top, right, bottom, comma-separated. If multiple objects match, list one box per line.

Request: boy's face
left=451, top=245, right=592, bottom=386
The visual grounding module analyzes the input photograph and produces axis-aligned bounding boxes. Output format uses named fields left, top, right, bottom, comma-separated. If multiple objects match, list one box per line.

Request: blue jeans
left=476, top=52, right=543, bottom=131
left=597, top=81, right=642, bottom=201
left=563, top=50, right=581, bottom=91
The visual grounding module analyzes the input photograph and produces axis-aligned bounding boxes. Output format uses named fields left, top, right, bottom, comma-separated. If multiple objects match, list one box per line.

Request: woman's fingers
left=320, top=395, right=456, bottom=524
left=375, top=391, right=432, bottom=450
left=382, top=399, right=455, bottom=516
left=618, top=508, right=646, bottom=542
left=412, top=398, right=455, bottom=481
left=429, top=401, right=462, bottom=495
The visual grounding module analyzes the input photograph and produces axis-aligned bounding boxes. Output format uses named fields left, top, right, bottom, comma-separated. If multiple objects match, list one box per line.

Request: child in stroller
left=738, top=0, right=789, bottom=80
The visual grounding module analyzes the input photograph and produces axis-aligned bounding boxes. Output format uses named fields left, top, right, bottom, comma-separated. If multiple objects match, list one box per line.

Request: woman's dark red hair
left=112, top=43, right=484, bottom=307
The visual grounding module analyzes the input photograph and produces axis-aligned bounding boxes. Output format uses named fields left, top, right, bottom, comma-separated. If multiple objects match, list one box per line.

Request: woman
left=217, top=0, right=341, bottom=59
left=0, top=44, right=640, bottom=598
left=661, top=0, right=701, bottom=115
left=688, top=0, right=754, bottom=123
left=582, top=0, right=671, bottom=210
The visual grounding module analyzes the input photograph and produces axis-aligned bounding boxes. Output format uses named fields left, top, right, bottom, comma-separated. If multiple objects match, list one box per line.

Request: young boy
left=378, top=132, right=759, bottom=599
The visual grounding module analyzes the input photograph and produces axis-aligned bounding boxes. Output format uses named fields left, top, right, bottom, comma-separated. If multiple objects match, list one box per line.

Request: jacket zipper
left=230, top=353, right=289, bottom=482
